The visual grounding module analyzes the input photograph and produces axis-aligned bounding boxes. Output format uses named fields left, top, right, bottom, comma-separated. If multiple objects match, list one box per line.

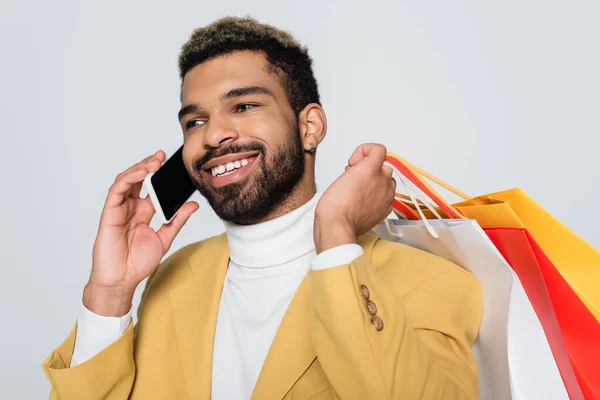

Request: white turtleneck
left=70, top=192, right=364, bottom=399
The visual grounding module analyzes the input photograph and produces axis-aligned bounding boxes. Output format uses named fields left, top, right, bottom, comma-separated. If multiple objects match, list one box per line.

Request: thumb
left=157, top=201, right=200, bottom=251
left=347, top=143, right=387, bottom=168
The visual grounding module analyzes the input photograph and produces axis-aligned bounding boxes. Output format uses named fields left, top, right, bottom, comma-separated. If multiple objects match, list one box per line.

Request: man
left=42, top=16, right=482, bottom=399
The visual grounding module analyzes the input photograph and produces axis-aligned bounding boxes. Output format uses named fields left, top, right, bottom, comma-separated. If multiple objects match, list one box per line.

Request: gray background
left=1, top=0, right=598, bottom=398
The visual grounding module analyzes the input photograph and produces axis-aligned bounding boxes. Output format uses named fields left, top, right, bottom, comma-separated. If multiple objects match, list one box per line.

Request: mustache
left=193, top=142, right=265, bottom=172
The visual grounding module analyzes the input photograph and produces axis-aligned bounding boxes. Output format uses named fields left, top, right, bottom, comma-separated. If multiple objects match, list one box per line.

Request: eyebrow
left=177, top=86, right=275, bottom=122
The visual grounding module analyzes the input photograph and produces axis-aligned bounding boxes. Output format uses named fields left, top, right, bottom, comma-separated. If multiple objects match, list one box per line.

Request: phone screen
left=150, top=145, right=197, bottom=221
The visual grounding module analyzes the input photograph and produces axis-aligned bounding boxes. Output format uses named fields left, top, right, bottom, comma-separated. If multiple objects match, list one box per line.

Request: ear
left=297, top=103, right=327, bottom=153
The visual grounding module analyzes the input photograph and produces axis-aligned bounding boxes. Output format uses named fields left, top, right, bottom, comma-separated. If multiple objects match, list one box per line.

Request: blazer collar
left=170, top=233, right=229, bottom=400
left=250, top=231, right=380, bottom=399
left=169, top=231, right=380, bottom=400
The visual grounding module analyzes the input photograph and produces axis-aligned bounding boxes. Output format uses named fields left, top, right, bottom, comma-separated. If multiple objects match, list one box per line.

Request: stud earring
left=309, top=143, right=316, bottom=153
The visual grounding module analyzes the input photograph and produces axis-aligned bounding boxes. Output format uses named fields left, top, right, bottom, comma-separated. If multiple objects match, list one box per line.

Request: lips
left=202, top=151, right=261, bottom=171
left=203, top=154, right=259, bottom=188
left=210, top=157, right=251, bottom=177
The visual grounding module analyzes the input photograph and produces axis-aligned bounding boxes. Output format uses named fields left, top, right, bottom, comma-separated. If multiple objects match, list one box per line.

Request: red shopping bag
left=487, top=228, right=600, bottom=400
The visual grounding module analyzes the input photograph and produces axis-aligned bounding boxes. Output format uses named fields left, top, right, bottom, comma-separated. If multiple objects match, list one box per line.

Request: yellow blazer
left=42, top=231, right=482, bottom=399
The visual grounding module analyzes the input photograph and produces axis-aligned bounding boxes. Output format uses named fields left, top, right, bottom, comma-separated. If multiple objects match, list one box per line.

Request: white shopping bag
left=374, top=218, right=569, bottom=400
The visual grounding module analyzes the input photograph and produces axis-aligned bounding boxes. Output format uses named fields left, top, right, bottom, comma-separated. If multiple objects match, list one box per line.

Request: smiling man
left=42, top=16, right=482, bottom=399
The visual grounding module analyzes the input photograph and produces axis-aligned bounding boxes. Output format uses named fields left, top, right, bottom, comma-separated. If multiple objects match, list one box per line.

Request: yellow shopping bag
left=385, top=153, right=600, bottom=322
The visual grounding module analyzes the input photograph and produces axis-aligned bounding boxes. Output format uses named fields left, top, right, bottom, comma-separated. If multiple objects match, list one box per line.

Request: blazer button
left=360, top=285, right=370, bottom=300
left=371, top=316, right=384, bottom=331
left=366, top=300, right=377, bottom=315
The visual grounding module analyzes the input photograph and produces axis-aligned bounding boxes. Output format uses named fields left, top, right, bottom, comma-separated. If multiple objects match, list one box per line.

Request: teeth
left=211, top=158, right=252, bottom=177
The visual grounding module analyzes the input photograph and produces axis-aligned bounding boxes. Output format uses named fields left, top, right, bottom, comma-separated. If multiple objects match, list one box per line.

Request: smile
left=203, top=154, right=259, bottom=187
left=211, top=157, right=252, bottom=177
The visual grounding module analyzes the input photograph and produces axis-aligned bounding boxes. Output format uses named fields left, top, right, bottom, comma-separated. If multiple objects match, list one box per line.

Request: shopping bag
left=374, top=219, right=569, bottom=400
left=487, top=228, right=600, bottom=400
left=385, top=154, right=600, bottom=322
left=383, top=152, right=597, bottom=398
left=455, top=189, right=600, bottom=323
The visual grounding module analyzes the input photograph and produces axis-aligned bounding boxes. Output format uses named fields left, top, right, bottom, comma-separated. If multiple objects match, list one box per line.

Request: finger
left=156, top=201, right=200, bottom=251
left=114, top=150, right=165, bottom=183
left=117, top=157, right=161, bottom=184
left=135, top=196, right=157, bottom=225
left=143, top=149, right=165, bottom=164
left=154, top=150, right=166, bottom=163
left=347, top=143, right=387, bottom=168
left=128, top=158, right=163, bottom=198
left=105, top=168, right=150, bottom=208
left=382, top=164, right=393, bottom=179
left=347, top=144, right=369, bottom=167
left=386, top=202, right=394, bottom=216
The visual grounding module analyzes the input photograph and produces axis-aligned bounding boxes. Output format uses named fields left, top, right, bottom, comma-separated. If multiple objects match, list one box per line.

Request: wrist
left=314, top=214, right=357, bottom=254
left=83, top=282, right=135, bottom=317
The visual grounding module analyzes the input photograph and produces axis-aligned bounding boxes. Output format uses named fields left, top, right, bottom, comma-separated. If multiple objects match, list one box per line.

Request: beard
left=189, top=122, right=305, bottom=224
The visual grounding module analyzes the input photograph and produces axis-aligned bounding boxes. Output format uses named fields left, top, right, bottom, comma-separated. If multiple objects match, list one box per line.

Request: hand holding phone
left=83, top=150, right=199, bottom=317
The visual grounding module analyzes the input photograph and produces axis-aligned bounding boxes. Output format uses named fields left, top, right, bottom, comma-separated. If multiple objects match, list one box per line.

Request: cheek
left=239, top=113, right=292, bottom=147
left=183, top=130, right=205, bottom=152
left=182, top=141, right=204, bottom=173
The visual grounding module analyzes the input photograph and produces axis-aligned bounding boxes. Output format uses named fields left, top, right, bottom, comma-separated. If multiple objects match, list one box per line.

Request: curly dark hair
left=178, top=16, right=321, bottom=116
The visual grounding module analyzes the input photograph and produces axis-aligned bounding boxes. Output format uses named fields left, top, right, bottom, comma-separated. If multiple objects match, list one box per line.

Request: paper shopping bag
left=382, top=153, right=595, bottom=398
left=454, top=189, right=600, bottom=322
left=487, top=228, right=599, bottom=400
left=387, top=153, right=600, bottom=323
left=374, top=219, right=570, bottom=400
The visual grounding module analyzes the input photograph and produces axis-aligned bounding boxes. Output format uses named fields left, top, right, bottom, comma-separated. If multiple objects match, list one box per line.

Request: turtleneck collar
left=223, top=191, right=322, bottom=268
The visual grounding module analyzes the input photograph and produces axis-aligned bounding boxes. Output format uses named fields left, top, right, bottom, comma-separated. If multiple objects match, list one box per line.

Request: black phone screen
left=150, top=145, right=197, bottom=221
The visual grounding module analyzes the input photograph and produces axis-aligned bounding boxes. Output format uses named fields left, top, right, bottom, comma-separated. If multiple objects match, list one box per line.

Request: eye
left=185, top=119, right=205, bottom=129
left=236, top=104, right=256, bottom=113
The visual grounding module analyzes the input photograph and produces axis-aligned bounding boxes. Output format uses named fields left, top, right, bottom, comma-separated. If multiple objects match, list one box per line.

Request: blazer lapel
left=168, top=231, right=379, bottom=400
left=250, top=275, right=316, bottom=400
left=250, top=231, right=380, bottom=400
left=170, top=234, right=229, bottom=400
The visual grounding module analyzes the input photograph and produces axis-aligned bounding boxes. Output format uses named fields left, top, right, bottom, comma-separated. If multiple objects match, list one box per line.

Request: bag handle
left=384, top=167, right=443, bottom=238
left=392, top=199, right=420, bottom=220
left=390, top=154, right=470, bottom=200
left=384, top=153, right=468, bottom=220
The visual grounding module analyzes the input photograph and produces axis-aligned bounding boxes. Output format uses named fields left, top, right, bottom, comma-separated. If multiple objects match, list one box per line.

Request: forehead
left=181, top=50, right=284, bottom=104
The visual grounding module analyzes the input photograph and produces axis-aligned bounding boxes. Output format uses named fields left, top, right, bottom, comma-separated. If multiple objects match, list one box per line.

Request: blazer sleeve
left=308, top=238, right=483, bottom=400
left=41, top=272, right=157, bottom=400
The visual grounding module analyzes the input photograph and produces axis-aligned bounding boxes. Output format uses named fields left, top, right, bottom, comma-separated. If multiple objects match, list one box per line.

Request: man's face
left=179, top=51, right=305, bottom=224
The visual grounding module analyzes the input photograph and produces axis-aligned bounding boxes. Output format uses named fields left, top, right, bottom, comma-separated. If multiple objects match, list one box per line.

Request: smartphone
left=142, top=145, right=197, bottom=224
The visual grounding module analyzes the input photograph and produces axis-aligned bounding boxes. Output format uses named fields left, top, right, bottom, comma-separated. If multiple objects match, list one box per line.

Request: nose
left=203, top=114, right=239, bottom=149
